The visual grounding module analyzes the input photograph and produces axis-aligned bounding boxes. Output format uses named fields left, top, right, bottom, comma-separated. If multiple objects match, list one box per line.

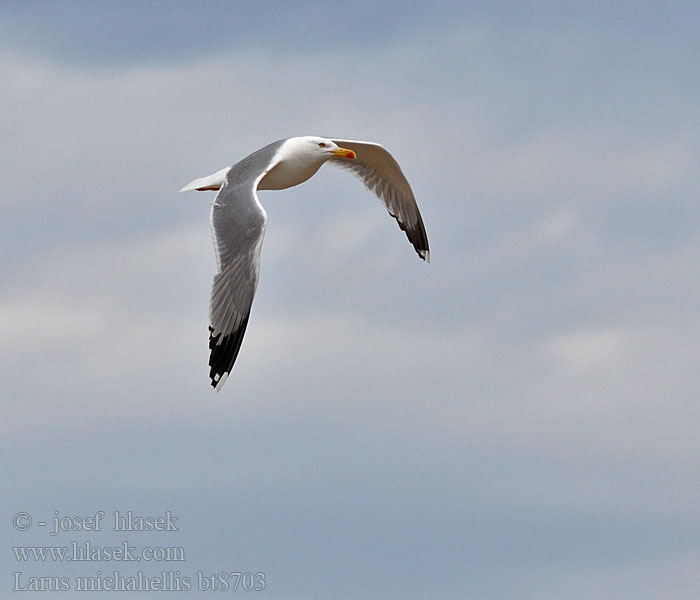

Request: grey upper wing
left=208, top=178, right=268, bottom=390
left=329, top=139, right=429, bottom=261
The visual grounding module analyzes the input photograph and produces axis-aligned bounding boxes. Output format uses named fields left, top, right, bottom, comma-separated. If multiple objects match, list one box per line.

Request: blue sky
left=2, top=3, right=699, bottom=599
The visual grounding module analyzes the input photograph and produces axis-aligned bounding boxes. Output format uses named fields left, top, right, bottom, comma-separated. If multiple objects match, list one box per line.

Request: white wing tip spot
left=213, top=372, right=229, bottom=392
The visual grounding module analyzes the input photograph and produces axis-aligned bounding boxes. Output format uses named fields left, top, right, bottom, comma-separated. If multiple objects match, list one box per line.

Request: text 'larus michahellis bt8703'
left=181, top=136, right=430, bottom=391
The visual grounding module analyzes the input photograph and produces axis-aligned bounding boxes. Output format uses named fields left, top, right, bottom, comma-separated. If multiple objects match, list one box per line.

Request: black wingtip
left=208, top=318, right=249, bottom=390
left=395, top=219, right=430, bottom=263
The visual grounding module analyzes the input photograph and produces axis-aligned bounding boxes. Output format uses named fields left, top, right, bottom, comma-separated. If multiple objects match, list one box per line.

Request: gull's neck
left=258, top=137, right=327, bottom=191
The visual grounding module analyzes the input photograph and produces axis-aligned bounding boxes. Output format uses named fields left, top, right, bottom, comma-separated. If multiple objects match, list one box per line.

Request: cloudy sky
left=2, top=2, right=699, bottom=598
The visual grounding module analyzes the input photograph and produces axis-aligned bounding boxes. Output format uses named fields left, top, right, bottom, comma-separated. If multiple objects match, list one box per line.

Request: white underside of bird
left=180, top=136, right=430, bottom=391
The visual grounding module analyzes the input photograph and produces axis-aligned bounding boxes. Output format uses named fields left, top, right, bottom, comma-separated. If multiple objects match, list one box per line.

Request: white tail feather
left=180, top=166, right=230, bottom=192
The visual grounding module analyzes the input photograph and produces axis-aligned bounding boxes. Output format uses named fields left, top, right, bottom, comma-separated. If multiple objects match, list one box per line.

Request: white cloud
left=537, top=208, right=577, bottom=244
left=545, top=326, right=626, bottom=373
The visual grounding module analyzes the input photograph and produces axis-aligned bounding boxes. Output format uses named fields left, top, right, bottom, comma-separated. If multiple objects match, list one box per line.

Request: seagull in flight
left=181, top=136, right=429, bottom=390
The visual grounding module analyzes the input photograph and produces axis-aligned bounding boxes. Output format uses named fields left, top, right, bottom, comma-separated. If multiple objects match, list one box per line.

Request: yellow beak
left=332, top=147, right=356, bottom=159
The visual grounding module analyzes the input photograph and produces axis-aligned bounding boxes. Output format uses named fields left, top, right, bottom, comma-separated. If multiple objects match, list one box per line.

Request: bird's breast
left=257, top=157, right=324, bottom=191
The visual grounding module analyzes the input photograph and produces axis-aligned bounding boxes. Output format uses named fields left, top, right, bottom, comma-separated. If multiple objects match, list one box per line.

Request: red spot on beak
left=333, top=147, right=356, bottom=159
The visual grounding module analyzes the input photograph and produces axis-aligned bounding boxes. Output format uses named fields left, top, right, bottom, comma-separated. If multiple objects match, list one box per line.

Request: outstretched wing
left=208, top=177, right=268, bottom=390
left=329, top=139, right=429, bottom=261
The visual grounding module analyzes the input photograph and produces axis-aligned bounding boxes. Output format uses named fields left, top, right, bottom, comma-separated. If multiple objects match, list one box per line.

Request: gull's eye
left=318, top=142, right=327, bottom=148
